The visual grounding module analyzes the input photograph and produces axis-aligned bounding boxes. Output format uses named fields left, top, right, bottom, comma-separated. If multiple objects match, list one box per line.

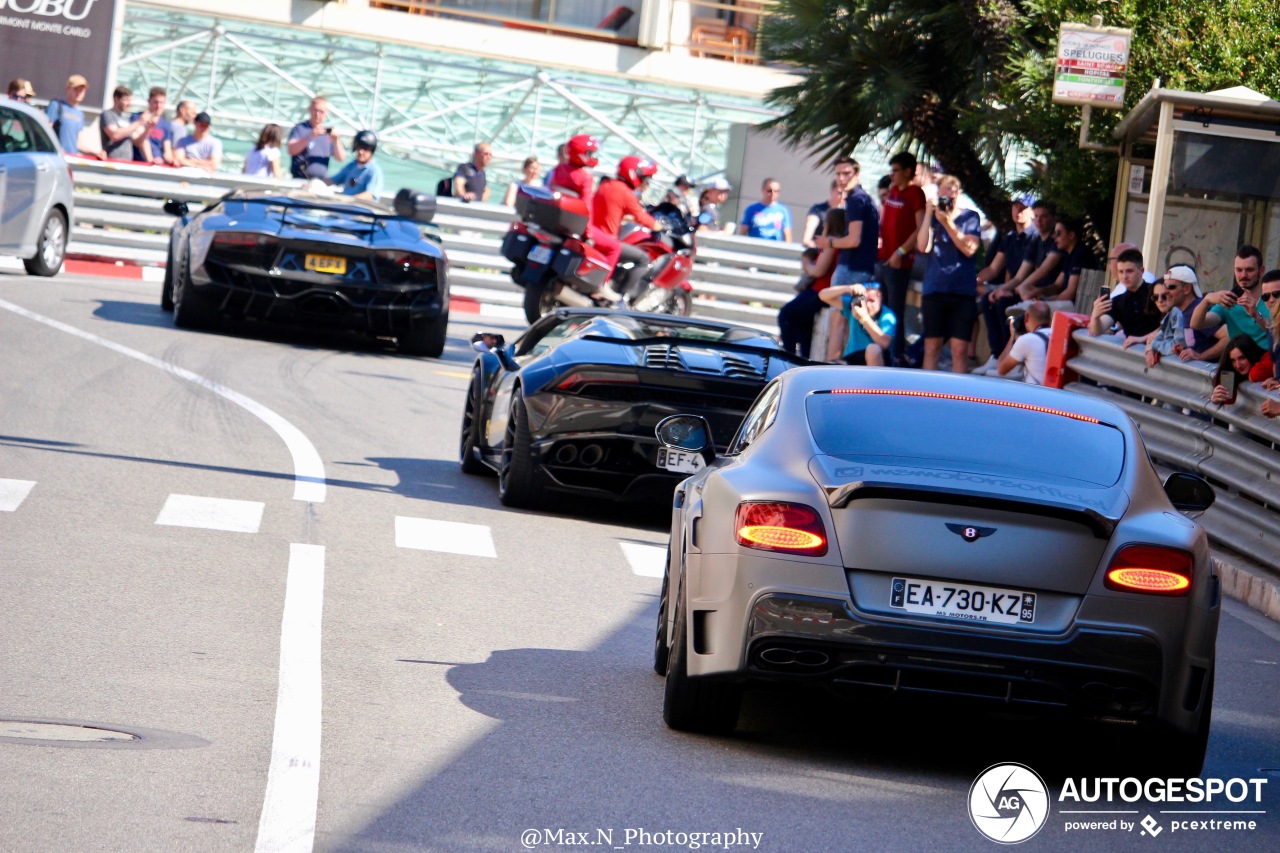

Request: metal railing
left=366, top=0, right=640, bottom=43
left=65, top=158, right=801, bottom=331
left=1065, top=332, right=1280, bottom=574
left=684, top=0, right=775, bottom=64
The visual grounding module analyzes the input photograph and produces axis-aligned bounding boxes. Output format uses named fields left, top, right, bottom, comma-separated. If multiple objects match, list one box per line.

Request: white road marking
left=0, top=298, right=327, bottom=502
left=395, top=516, right=497, bottom=558
left=619, top=541, right=667, bottom=578
left=155, top=494, right=265, bottom=533
left=255, top=543, right=325, bottom=853
left=0, top=479, right=36, bottom=512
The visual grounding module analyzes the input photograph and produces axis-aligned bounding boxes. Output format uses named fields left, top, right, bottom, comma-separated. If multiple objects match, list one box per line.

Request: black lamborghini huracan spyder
left=460, top=309, right=807, bottom=506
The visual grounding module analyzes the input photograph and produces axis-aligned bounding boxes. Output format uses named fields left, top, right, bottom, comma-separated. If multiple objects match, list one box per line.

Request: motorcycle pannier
left=515, top=186, right=590, bottom=238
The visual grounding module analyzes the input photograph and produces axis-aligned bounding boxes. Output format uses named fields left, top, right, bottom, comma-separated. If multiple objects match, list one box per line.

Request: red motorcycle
left=501, top=186, right=695, bottom=324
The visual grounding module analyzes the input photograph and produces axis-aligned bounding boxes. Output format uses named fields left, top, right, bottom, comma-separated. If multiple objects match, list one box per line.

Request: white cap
left=704, top=177, right=732, bottom=191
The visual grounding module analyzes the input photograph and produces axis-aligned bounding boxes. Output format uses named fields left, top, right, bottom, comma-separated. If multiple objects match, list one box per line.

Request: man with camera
left=819, top=282, right=896, bottom=366
left=997, top=300, right=1051, bottom=384
left=287, top=96, right=346, bottom=179
left=915, top=174, right=981, bottom=373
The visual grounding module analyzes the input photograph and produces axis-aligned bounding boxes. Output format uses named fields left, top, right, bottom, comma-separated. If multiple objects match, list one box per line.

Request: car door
left=0, top=104, right=38, bottom=252
left=21, top=111, right=63, bottom=245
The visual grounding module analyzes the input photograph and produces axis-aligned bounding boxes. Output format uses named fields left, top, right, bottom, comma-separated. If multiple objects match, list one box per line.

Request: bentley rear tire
left=662, top=587, right=742, bottom=735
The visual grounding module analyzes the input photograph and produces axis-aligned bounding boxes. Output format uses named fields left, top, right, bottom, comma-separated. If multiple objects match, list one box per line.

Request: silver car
left=0, top=98, right=74, bottom=276
left=653, top=367, right=1219, bottom=775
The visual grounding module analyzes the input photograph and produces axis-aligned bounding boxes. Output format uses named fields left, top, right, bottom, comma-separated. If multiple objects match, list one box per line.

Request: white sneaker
left=971, top=355, right=998, bottom=375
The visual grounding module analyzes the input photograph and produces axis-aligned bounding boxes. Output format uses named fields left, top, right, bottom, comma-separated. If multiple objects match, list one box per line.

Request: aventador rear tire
left=160, top=238, right=176, bottom=312
left=663, top=586, right=741, bottom=735
left=399, top=308, right=449, bottom=357
left=172, top=259, right=220, bottom=331
left=459, top=369, right=489, bottom=476
left=498, top=388, right=546, bottom=508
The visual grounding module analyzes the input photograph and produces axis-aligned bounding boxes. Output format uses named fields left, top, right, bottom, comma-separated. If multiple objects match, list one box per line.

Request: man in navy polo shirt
left=815, top=158, right=879, bottom=288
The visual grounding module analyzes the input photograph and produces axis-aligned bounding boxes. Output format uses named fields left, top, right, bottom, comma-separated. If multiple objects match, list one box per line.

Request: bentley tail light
left=1104, top=545, right=1193, bottom=595
left=735, top=502, right=827, bottom=557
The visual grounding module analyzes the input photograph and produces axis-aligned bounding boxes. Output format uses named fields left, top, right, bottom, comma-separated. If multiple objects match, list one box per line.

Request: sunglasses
left=12, top=93, right=31, bottom=101
left=1262, top=291, right=1280, bottom=302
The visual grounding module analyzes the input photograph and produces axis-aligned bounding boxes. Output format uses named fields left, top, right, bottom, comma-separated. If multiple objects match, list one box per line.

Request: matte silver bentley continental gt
left=652, top=367, right=1219, bottom=774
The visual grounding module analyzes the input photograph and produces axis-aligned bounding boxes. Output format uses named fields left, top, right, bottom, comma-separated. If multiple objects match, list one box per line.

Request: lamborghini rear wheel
left=498, top=388, right=546, bottom=508
left=399, top=309, right=449, bottom=357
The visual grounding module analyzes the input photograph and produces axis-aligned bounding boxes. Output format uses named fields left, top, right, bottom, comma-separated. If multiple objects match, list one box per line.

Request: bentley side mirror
left=162, top=198, right=189, bottom=217
left=655, top=414, right=715, bottom=467
left=394, top=188, right=438, bottom=224
left=1163, top=472, right=1215, bottom=514
left=470, top=332, right=506, bottom=354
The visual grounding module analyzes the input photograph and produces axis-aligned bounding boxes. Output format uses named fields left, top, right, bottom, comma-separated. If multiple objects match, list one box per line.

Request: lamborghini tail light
left=373, top=250, right=436, bottom=284
left=1104, top=545, right=1193, bottom=595
left=554, top=369, right=641, bottom=393
left=735, top=502, right=827, bottom=557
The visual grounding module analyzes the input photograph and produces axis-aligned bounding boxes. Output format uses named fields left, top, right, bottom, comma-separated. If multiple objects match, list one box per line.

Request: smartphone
left=1230, top=283, right=1244, bottom=298
left=1098, top=285, right=1110, bottom=300
left=1216, top=369, right=1238, bottom=405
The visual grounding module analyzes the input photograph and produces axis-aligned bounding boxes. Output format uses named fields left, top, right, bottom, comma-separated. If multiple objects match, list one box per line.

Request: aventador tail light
left=210, top=232, right=279, bottom=265
left=735, top=502, right=827, bottom=557
left=1104, top=545, right=1193, bottom=595
left=373, top=250, right=436, bottom=284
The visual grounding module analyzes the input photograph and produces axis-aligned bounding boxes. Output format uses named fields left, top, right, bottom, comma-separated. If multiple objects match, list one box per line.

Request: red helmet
left=617, top=155, right=658, bottom=189
left=566, top=134, right=600, bottom=168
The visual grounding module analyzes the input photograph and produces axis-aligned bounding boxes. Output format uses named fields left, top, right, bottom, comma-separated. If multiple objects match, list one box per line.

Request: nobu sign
left=0, top=0, right=122, bottom=109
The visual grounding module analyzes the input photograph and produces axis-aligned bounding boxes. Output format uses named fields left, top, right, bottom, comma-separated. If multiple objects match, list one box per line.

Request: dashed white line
left=155, top=494, right=265, bottom=533
left=0, top=478, right=36, bottom=512
left=619, top=541, right=667, bottom=578
left=0, top=298, right=327, bottom=502
left=254, top=543, right=325, bottom=853
left=395, top=516, right=497, bottom=558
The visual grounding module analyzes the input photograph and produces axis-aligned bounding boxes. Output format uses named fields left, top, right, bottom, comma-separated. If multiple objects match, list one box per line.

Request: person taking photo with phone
left=1210, top=334, right=1268, bottom=406
left=1190, top=245, right=1271, bottom=349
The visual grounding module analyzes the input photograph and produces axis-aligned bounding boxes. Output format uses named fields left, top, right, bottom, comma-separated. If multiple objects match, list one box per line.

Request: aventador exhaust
left=579, top=444, right=605, bottom=467
left=554, top=444, right=579, bottom=465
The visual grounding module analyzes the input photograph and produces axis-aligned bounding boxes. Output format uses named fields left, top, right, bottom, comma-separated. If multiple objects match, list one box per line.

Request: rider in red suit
left=547, top=134, right=625, bottom=301
left=594, top=155, right=661, bottom=300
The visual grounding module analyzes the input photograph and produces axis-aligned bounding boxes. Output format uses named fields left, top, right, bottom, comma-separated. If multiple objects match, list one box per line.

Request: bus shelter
left=1111, top=85, right=1280, bottom=289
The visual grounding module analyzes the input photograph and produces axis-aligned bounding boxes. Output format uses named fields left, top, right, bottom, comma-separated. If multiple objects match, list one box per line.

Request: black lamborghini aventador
left=460, top=309, right=807, bottom=507
left=159, top=188, right=450, bottom=356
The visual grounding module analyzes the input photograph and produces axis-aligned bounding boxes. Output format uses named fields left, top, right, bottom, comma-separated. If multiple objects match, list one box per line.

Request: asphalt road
left=1, top=270, right=1278, bottom=853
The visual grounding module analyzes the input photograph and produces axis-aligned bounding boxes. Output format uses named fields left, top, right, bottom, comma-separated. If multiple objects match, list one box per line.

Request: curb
left=1215, top=556, right=1280, bottom=622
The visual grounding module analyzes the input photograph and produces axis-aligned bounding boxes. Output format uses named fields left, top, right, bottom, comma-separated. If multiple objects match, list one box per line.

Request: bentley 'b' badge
left=946, top=523, right=996, bottom=542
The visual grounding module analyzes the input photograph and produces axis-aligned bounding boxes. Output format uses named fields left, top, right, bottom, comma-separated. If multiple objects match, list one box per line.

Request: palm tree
left=761, top=0, right=1021, bottom=226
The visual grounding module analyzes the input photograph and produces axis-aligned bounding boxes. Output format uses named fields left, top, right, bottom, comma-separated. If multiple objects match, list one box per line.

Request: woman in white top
left=503, top=156, right=541, bottom=207
left=243, top=123, right=283, bottom=179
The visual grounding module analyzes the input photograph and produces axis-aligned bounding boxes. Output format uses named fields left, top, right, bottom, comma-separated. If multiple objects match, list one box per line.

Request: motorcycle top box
left=514, top=186, right=590, bottom=239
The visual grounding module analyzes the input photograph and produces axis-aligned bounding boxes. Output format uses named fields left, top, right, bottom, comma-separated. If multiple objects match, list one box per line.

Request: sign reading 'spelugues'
left=0, top=0, right=123, bottom=109
left=1053, top=22, right=1133, bottom=109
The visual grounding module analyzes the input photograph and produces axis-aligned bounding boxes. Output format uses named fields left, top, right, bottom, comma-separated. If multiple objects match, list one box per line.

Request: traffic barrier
left=1065, top=332, right=1280, bottom=574
left=63, top=158, right=801, bottom=331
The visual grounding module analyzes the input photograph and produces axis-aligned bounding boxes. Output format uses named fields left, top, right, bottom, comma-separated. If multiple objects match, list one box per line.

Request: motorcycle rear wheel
left=633, top=286, right=692, bottom=316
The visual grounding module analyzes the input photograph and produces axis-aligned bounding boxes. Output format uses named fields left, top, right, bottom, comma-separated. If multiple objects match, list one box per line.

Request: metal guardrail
left=65, top=158, right=799, bottom=331
left=1065, top=332, right=1280, bottom=573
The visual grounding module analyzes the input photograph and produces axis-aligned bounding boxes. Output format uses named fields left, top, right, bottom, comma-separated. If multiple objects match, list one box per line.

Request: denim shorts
left=832, top=266, right=876, bottom=287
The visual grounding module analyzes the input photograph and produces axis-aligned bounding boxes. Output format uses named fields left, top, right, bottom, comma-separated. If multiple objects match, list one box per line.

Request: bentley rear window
left=805, top=390, right=1125, bottom=487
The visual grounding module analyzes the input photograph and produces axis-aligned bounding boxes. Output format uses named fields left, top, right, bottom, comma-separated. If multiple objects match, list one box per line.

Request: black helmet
left=353, top=130, right=378, bottom=153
